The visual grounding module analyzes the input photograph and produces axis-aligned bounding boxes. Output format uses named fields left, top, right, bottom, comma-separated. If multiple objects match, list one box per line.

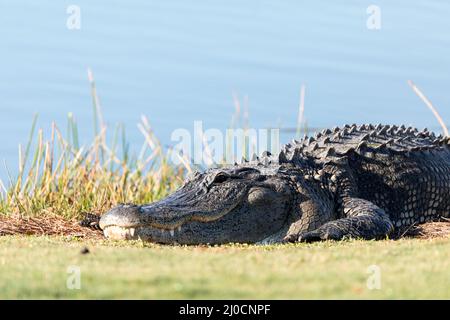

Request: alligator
left=97, top=124, right=450, bottom=244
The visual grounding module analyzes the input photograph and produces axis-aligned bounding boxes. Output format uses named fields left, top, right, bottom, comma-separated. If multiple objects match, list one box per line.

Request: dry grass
left=0, top=69, right=188, bottom=221
left=404, top=219, right=450, bottom=239
left=0, top=113, right=185, bottom=220
left=1, top=213, right=448, bottom=241
left=0, top=214, right=103, bottom=239
left=408, top=80, right=449, bottom=136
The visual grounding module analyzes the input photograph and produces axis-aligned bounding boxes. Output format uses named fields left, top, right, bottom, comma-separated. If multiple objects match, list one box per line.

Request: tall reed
left=0, top=69, right=187, bottom=219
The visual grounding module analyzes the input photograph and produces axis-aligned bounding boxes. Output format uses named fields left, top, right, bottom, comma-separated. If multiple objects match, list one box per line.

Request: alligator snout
left=99, top=204, right=148, bottom=239
left=99, top=204, right=143, bottom=229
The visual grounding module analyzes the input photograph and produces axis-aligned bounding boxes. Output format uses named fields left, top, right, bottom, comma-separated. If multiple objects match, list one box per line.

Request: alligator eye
left=234, top=167, right=259, bottom=175
left=212, top=173, right=229, bottom=184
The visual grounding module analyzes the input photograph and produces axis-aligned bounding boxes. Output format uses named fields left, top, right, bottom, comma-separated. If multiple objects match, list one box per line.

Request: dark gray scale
left=280, top=124, right=450, bottom=238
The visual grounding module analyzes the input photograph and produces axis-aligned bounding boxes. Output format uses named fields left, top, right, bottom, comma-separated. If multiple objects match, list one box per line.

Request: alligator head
left=99, top=166, right=296, bottom=244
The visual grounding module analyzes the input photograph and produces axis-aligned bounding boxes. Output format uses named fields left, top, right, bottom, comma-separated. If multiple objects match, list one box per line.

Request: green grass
left=0, top=235, right=449, bottom=299
left=0, top=92, right=186, bottom=219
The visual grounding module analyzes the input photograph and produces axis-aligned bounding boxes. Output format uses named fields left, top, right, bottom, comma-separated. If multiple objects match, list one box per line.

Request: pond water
left=1, top=1, right=450, bottom=173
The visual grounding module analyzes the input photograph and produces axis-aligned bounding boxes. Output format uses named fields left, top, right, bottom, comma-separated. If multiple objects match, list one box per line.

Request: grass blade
left=408, top=80, right=449, bottom=136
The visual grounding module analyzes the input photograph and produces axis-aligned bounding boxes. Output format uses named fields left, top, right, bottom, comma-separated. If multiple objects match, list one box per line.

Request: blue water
left=1, top=1, right=450, bottom=173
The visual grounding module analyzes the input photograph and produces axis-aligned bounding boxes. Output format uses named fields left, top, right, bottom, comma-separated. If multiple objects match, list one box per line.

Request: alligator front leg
left=284, top=198, right=394, bottom=242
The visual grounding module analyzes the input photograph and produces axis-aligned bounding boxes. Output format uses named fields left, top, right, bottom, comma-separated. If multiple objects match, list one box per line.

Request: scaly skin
left=98, top=124, right=450, bottom=244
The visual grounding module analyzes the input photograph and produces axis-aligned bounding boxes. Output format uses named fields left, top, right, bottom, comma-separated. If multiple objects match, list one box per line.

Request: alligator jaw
left=100, top=201, right=241, bottom=243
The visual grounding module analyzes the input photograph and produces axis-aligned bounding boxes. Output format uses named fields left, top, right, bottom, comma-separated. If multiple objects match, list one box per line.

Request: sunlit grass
left=0, top=112, right=186, bottom=219
left=0, top=69, right=188, bottom=219
left=0, top=235, right=448, bottom=299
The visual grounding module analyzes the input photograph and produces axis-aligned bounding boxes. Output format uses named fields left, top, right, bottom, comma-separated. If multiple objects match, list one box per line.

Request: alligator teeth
left=170, top=229, right=175, bottom=237
left=103, top=226, right=136, bottom=240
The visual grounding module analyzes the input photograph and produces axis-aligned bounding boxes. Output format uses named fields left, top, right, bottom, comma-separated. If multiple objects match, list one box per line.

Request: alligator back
left=291, top=124, right=450, bottom=231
